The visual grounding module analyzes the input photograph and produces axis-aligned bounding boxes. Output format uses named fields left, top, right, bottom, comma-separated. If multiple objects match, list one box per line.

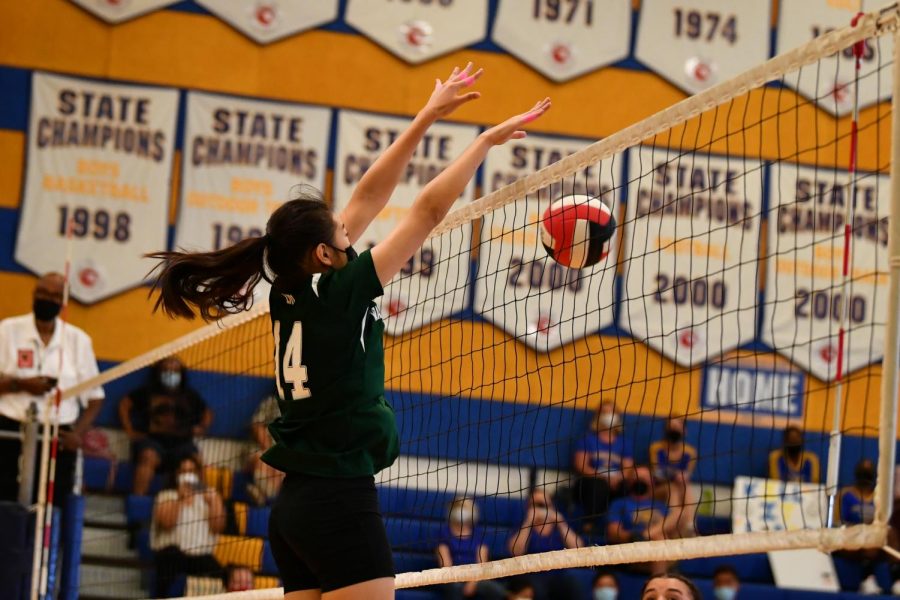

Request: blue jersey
left=527, top=527, right=565, bottom=554
left=649, top=440, right=697, bottom=481
left=575, top=433, right=632, bottom=474
left=839, top=487, right=875, bottom=525
left=608, top=497, right=667, bottom=539
left=768, top=449, right=820, bottom=483
left=439, top=525, right=481, bottom=565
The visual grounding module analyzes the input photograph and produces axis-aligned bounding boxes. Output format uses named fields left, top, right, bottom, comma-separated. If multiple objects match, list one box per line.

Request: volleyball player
left=147, top=64, right=550, bottom=600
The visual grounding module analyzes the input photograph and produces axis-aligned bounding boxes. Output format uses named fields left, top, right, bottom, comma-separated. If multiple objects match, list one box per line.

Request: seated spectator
left=573, top=402, right=634, bottom=529
left=150, top=456, right=225, bottom=598
left=649, top=416, right=698, bottom=537
left=641, top=572, right=701, bottom=600
left=607, top=465, right=675, bottom=574
left=506, top=578, right=535, bottom=600
left=119, top=357, right=213, bottom=495
left=593, top=570, right=619, bottom=600
left=509, top=489, right=582, bottom=600
left=223, top=564, right=255, bottom=592
left=768, top=426, right=819, bottom=484
left=712, top=565, right=740, bottom=600
left=834, top=458, right=893, bottom=594
left=435, top=497, right=506, bottom=600
left=244, top=393, right=284, bottom=506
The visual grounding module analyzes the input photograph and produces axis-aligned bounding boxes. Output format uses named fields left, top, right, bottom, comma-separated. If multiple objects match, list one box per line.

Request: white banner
left=333, top=110, right=478, bottom=335
left=732, top=476, right=827, bottom=533
left=15, top=72, right=178, bottom=304
left=622, top=147, right=762, bottom=366
left=761, top=164, right=889, bottom=382
left=345, top=0, right=489, bottom=64
left=493, top=0, right=631, bottom=82
left=635, top=0, right=770, bottom=94
left=476, top=134, right=619, bottom=352
left=175, top=91, right=331, bottom=254
left=70, top=0, right=178, bottom=24
left=776, top=0, right=893, bottom=116
left=195, top=1, right=339, bottom=44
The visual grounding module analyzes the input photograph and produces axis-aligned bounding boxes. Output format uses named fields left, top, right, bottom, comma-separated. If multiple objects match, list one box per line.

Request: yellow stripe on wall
left=0, top=130, right=24, bottom=209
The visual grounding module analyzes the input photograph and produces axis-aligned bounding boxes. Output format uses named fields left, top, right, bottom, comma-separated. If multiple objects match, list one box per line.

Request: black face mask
left=630, top=480, right=650, bottom=496
left=855, top=468, right=876, bottom=490
left=784, top=444, right=803, bottom=459
left=329, top=244, right=357, bottom=263
left=33, top=298, right=62, bottom=321
left=665, top=429, right=683, bottom=443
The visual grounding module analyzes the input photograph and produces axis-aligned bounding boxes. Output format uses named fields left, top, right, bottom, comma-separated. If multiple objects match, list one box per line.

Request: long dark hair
left=641, top=572, right=701, bottom=600
left=147, top=186, right=335, bottom=320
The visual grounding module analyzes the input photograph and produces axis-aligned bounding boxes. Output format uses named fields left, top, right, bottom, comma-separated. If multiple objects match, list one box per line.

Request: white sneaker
left=891, top=579, right=900, bottom=595
left=859, top=574, right=880, bottom=595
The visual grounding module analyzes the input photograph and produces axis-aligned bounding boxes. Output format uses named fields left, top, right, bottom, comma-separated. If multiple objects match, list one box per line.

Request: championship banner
left=345, top=0, right=489, bottom=64
left=493, top=0, right=631, bottom=82
left=622, top=147, right=763, bottom=366
left=777, top=0, right=892, bottom=116
left=333, top=110, right=479, bottom=336
left=476, top=134, right=618, bottom=352
left=761, top=165, right=889, bottom=382
left=69, top=0, right=178, bottom=24
left=175, top=91, right=331, bottom=254
left=635, top=0, right=770, bottom=94
left=15, top=72, right=178, bottom=304
left=195, top=1, right=339, bottom=44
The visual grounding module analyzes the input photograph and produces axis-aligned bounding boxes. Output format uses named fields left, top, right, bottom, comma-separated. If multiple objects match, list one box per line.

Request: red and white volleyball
left=540, top=195, right=615, bottom=269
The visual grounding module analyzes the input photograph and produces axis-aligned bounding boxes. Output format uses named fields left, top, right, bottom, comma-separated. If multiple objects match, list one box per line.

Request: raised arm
left=371, top=98, right=551, bottom=286
left=340, top=63, right=483, bottom=245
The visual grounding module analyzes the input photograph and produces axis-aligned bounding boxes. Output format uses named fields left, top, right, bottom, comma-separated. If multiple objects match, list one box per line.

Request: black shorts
left=268, top=473, right=394, bottom=593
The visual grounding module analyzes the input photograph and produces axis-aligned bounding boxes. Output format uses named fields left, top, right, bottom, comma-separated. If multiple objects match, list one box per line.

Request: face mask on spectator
left=449, top=505, right=476, bottom=526
left=630, top=480, right=650, bottom=497
left=665, top=428, right=683, bottom=443
left=594, top=586, right=618, bottom=600
left=598, top=411, right=620, bottom=429
left=714, top=586, right=737, bottom=600
left=178, top=471, right=200, bottom=488
left=855, top=465, right=876, bottom=490
left=784, top=444, right=802, bottom=460
left=160, top=370, right=182, bottom=389
left=33, top=298, right=62, bottom=321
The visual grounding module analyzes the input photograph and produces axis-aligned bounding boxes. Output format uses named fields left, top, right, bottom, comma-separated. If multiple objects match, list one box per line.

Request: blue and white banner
left=703, top=363, right=805, bottom=418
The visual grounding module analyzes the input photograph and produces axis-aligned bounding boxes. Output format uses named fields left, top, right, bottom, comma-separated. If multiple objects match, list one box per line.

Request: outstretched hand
left=481, top=97, right=551, bottom=146
left=424, top=62, right=483, bottom=119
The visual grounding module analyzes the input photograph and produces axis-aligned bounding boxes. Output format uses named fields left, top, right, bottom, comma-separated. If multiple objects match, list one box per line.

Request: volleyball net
left=67, top=5, right=900, bottom=598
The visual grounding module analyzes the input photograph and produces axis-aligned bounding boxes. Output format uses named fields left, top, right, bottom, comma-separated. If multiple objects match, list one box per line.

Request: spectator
left=119, top=357, right=212, bottom=495
left=0, top=272, right=104, bottom=505
left=150, top=456, right=225, bottom=597
left=712, top=565, right=740, bottom=600
left=607, top=465, right=675, bottom=574
left=223, top=564, right=255, bottom=592
left=593, top=570, right=619, bottom=600
left=509, top=489, right=582, bottom=600
left=573, top=402, right=634, bottom=529
left=641, top=572, right=701, bottom=600
left=506, top=578, right=535, bottom=600
left=244, top=393, right=284, bottom=506
left=649, top=416, right=698, bottom=537
left=834, top=458, right=893, bottom=593
left=768, top=426, right=819, bottom=483
left=435, top=497, right=506, bottom=600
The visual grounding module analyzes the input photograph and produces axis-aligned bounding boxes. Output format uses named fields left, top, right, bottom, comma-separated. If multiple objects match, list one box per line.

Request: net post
left=875, top=21, right=900, bottom=527
left=18, top=402, right=38, bottom=507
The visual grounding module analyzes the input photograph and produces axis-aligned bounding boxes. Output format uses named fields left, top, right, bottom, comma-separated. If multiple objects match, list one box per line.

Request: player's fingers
left=465, top=68, right=484, bottom=86
left=449, top=66, right=460, bottom=80
left=511, top=131, right=527, bottom=140
left=457, top=91, right=481, bottom=103
left=435, top=78, right=442, bottom=91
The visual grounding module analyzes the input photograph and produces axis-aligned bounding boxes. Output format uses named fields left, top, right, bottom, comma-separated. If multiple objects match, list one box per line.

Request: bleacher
left=75, top=370, right=896, bottom=599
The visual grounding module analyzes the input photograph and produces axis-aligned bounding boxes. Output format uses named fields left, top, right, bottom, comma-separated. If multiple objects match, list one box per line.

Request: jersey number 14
left=274, top=322, right=311, bottom=401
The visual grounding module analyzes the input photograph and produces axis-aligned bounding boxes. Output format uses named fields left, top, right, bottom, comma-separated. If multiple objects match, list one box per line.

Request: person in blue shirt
left=607, top=466, right=674, bottom=574
left=573, top=402, right=634, bottom=529
left=833, top=459, right=893, bottom=594
left=509, top=489, right=582, bottom=600
left=435, top=497, right=506, bottom=600
left=649, top=417, right=698, bottom=537
left=768, top=426, right=820, bottom=483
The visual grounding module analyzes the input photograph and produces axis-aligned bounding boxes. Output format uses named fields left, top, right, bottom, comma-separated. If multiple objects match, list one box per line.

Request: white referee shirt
left=0, top=313, right=105, bottom=425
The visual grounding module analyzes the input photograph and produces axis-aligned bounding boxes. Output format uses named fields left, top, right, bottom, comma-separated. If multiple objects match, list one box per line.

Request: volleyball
left=540, top=194, right=616, bottom=269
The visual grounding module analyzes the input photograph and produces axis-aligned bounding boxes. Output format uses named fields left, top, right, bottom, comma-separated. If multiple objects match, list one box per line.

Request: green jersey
left=262, top=249, right=399, bottom=478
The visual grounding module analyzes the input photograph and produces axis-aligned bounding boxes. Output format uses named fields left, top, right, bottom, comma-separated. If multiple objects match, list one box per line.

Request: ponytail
left=146, top=236, right=269, bottom=321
